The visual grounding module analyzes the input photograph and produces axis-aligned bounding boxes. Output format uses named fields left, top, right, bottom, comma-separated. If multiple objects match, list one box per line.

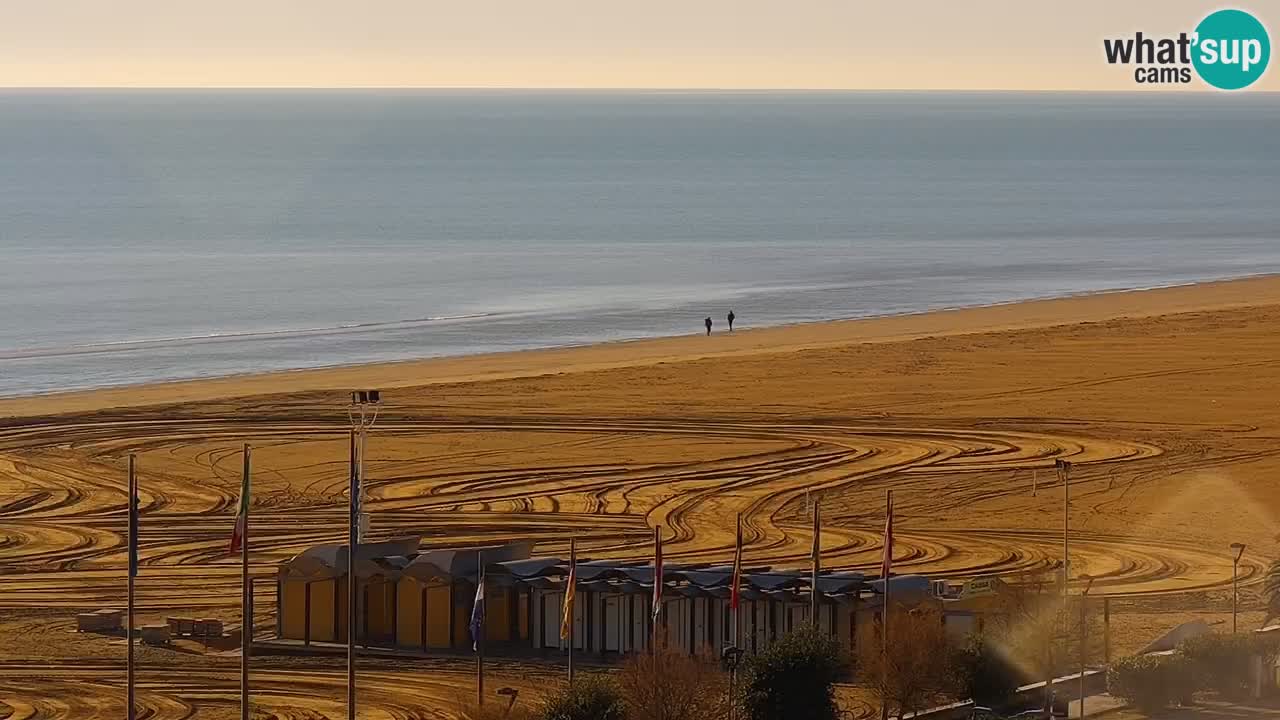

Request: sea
left=2, top=90, right=1278, bottom=398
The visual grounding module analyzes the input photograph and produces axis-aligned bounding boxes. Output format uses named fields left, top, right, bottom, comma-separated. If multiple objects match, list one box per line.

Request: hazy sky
left=4, top=1, right=1276, bottom=90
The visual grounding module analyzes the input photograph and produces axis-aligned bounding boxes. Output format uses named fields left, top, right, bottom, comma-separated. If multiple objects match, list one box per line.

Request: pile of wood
left=141, top=624, right=171, bottom=646
left=165, top=616, right=224, bottom=639
left=76, top=609, right=123, bottom=633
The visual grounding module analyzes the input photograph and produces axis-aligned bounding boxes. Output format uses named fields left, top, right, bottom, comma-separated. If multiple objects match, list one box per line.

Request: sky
left=3, top=1, right=1276, bottom=90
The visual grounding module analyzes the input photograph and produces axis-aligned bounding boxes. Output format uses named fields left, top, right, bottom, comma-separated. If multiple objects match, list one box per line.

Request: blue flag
left=128, top=477, right=139, bottom=578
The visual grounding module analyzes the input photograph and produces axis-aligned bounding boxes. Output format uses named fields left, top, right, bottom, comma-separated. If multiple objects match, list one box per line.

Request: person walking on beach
left=727, top=310, right=736, bottom=332
left=704, top=317, right=713, bottom=336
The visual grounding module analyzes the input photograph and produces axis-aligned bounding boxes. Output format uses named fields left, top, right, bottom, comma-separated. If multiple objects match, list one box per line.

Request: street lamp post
left=1079, top=574, right=1095, bottom=719
left=1045, top=459, right=1072, bottom=717
left=1057, top=459, right=1072, bottom=600
left=347, top=390, right=381, bottom=720
left=1231, top=543, right=1246, bottom=634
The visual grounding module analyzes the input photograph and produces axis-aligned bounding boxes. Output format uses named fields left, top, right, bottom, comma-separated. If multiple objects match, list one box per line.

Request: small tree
left=859, top=606, right=956, bottom=719
left=458, top=696, right=537, bottom=720
left=1106, top=653, right=1190, bottom=713
left=949, top=634, right=1024, bottom=709
left=1180, top=632, right=1256, bottom=698
left=618, top=647, right=728, bottom=720
left=540, top=674, right=626, bottom=720
left=982, top=572, right=1102, bottom=711
left=1264, top=559, right=1280, bottom=624
left=741, top=623, right=845, bottom=720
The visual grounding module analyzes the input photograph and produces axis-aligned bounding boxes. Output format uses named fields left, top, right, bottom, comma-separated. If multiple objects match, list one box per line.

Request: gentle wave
left=0, top=313, right=499, bottom=362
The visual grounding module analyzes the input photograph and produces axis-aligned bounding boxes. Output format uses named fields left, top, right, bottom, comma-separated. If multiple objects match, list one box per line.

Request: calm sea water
left=2, top=90, right=1278, bottom=397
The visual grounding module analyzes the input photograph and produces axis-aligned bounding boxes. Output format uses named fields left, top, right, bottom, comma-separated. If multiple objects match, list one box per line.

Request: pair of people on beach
left=705, top=310, right=735, bottom=336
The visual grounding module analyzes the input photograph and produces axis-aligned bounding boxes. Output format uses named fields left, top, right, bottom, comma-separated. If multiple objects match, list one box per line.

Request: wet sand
left=3, top=274, right=1280, bottom=718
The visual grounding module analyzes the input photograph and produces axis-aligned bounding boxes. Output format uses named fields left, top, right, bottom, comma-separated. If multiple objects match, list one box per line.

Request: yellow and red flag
left=560, top=539, right=577, bottom=640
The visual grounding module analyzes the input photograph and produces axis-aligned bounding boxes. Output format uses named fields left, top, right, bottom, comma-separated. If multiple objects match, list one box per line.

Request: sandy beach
left=4, top=274, right=1280, bottom=718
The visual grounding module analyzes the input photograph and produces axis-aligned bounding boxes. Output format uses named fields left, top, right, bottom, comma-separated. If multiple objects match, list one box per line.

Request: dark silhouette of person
left=727, top=310, right=736, bottom=332
left=704, top=317, right=713, bottom=336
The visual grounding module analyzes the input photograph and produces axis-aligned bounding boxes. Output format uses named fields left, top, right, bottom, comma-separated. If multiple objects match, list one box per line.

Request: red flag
left=128, top=458, right=139, bottom=577
left=730, top=514, right=743, bottom=610
left=881, top=490, right=894, bottom=582
left=651, top=526, right=663, bottom=620
left=811, top=497, right=821, bottom=618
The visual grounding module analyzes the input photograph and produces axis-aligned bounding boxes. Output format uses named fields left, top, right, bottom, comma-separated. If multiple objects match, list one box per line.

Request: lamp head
left=351, top=389, right=383, bottom=406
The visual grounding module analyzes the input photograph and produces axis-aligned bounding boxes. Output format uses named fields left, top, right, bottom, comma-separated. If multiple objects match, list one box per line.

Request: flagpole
left=477, top=550, right=485, bottom=707
left=811, top=497, right=821, bottom=625
left=1059, top=459, right=1071, bottom=595
left=347, top=429, right=357, bottom=720
left=731, top=514, right=743, bottom=720
left=240, top=444, right=251, bottom=720
left=880, top=489, right=892, bottom=720
left=127, top=454, right=137, bottom=720
left=652, top=525, right=663, bottom=652
left=568, top=538, right=576, bottom=683
left=734, top=514, right=742, bottom=651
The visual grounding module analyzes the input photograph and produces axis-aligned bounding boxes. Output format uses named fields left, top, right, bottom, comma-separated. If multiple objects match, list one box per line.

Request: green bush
left=541, top=674, right=627, bottom=720
left=741, top=624, right=846, bottom=720
left=949, top=635, right=1024, bottom=708
left=1106, top=653, right=1189, bottom=713
left=1178, top=632, right=1277, bottom=698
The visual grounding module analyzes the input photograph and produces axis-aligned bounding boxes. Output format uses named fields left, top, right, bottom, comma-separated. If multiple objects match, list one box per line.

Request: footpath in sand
left=3, top=275, right=1280, bottom=718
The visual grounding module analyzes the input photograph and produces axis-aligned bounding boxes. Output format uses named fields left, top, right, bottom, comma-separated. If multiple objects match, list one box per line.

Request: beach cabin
left=272, top=538, right=971, bottom=660
left=276, top=538, right=534, bottom=649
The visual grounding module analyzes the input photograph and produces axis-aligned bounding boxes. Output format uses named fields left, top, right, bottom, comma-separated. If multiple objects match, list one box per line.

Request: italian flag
left=229, top=472, right=249, bottom=555
left=560, top=557, right=576, bottom=640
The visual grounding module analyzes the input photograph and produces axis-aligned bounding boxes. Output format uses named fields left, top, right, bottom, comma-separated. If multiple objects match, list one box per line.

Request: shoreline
left=5, top=272, right=1280, bottom=418
left=7, top=271, right=1264, bottom=380
left=6, top=264, right=1280, bottom=667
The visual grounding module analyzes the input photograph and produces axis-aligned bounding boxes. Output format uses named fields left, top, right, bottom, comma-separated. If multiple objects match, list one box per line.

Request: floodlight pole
left=1047, top=458, right=1071, bottom=717
left=347, top=390, right=381, bottom=720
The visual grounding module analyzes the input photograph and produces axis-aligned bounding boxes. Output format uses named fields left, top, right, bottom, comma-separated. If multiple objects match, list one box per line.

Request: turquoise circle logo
left=1193, top=9, right=1271, bottom=90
